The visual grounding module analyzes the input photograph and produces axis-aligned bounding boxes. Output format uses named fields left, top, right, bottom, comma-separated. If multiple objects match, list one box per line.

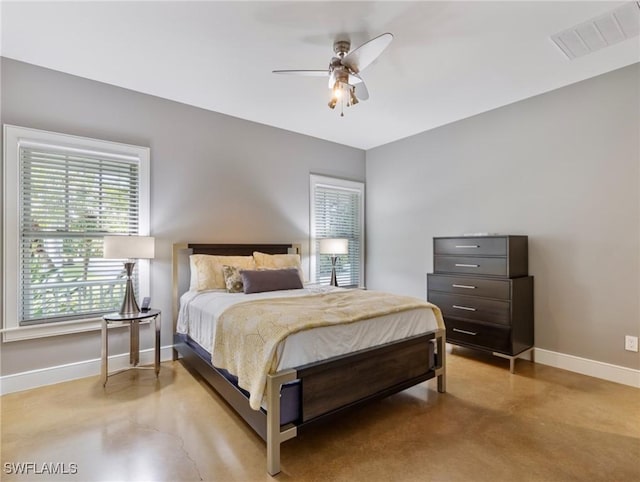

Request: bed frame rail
left=174, top=334, right=270, bottom=439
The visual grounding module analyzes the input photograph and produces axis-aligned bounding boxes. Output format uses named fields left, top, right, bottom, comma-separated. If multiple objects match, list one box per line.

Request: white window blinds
left=19, top=145, right=141, bottom=324
left=310, top=175, right=364, bottom=287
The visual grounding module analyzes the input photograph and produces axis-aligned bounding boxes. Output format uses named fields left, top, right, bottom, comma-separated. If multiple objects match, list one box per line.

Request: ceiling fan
left=273, top=33, right=394, bottom=116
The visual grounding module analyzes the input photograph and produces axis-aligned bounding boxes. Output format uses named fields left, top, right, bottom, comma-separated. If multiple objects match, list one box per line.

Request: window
left=3, top=125, right=150, bottom=341
left=310, top=174, right=364, bottom=287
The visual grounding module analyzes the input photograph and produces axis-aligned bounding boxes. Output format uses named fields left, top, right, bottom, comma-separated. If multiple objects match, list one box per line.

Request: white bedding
left=177, top=286, right=440, bottom=372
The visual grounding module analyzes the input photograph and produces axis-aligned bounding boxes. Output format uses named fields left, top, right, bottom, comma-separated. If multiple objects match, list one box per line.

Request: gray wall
left=2, top=56, right=638, bottom=377
left=366, top=64, right=640, bottom=369
left=0, top=58, right=365, bottom=376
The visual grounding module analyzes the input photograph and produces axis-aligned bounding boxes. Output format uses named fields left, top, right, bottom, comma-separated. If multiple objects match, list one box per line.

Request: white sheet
left=177, top=286, right=439, bottom=372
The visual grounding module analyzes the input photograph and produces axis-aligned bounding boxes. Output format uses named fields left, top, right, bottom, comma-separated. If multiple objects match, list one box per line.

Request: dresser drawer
left=434, top=256, right=507, bottom=277
left=427, top=274, right=510, bottom=300
left=428, top=292, right=510, bottom=325
left=445, top=318, right=511, bottom=353
left=434, top=237, right=507, bottom=256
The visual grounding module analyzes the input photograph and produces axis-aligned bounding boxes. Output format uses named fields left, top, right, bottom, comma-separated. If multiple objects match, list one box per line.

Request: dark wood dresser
left=427, top=235, right=534, bottom=372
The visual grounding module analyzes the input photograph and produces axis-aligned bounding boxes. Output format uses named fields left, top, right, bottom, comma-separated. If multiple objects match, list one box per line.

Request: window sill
left=3, top=316, right=104, bottom=342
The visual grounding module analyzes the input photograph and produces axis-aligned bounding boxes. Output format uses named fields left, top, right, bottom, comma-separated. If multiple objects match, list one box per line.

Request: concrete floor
left=1, top=348, right=639, bottom=481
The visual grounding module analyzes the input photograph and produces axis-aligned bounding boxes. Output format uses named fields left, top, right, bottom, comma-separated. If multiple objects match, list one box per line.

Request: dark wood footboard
left=297, top=332, right=437, bottom=423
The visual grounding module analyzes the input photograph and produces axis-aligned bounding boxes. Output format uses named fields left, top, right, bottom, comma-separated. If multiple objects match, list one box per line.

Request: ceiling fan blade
left=354, top=80, right=369, bottom=101
left=348, top=73, right=363, bottom=85
left=341, top=33, right=393, bottom=74
left=272, top=70, right=329, bottom=77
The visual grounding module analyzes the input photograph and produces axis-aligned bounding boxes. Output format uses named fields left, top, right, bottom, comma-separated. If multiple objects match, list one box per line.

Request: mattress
left=177, top=286, right=440, bottom=372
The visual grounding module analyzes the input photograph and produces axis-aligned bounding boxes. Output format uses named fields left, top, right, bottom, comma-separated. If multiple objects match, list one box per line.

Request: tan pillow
left=253, top=251, right=304, bottom=282
left=189, top=255, right=256, bottom=291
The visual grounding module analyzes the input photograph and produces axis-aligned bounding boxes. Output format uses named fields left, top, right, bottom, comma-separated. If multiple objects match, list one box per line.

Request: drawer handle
left=455, top=263, right=479, bottom=268
left=453, top=305, right=477, bottom=312
left=455, top=245, right=479, bottom=248
left=452, top=284, right=476, bottom=289
left=453, top=328, right=477, bottom=336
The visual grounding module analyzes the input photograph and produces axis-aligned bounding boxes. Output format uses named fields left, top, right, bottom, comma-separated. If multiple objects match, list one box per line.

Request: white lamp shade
left=319, top=238, right=349, bottom=255
left=104, top=236, right=155, bottom=259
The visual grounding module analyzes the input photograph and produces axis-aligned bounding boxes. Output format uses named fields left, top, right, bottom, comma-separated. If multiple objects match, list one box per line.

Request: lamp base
left=330, top=256, right=339, bottom=287
left=119, top=262, right=140, bottom=314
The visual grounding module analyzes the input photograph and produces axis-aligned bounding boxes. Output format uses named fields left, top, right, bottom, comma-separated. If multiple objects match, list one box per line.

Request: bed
left=172, top=243, right=446, bottom=476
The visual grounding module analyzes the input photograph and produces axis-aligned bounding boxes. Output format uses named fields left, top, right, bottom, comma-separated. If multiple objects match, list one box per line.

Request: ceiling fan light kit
left=327, top=55, right=359, bottom=116
left=327, top=82, right=358, bottom=116
left=273, top=33, right=393, bottom=116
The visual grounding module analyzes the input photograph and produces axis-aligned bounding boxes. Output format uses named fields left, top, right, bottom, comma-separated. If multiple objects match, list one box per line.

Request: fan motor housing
left=333, top=40, right=351, bottom=56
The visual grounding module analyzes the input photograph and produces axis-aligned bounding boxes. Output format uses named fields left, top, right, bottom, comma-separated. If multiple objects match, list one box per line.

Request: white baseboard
left=0, top=345, right=176, bottom=395
left=534, top=348, right=640, bottom=389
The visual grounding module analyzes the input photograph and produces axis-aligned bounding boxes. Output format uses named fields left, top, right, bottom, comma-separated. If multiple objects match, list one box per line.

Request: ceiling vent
left=551, top=1, right=640, bottom=59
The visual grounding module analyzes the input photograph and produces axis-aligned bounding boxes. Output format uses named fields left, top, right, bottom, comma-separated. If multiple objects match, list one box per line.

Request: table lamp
left=319, top=238, right=349, bottom=287
left=104, top=235, right=155, bottom=314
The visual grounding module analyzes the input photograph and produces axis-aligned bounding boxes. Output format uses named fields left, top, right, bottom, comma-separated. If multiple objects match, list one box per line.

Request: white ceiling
left=1, top=1, right=639, bottom=150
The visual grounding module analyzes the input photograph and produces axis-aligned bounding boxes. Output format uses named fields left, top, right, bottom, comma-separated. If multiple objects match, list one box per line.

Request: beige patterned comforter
left=211, top=289, right=444, bottom=410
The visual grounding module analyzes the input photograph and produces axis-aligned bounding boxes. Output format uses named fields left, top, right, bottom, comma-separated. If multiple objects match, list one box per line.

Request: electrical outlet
left=625, top=335, right=638, bottom=352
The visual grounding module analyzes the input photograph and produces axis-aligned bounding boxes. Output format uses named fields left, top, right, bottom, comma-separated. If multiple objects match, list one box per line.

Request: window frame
left=2, top=125, right=150, bottom=342
left=309, top=174, right=365, bottom=287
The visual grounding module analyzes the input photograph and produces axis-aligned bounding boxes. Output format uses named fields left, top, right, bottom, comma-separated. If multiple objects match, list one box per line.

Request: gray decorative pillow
left=222, top=265, right=244, bottom=293
left=241, top=268, right=303, bottom=294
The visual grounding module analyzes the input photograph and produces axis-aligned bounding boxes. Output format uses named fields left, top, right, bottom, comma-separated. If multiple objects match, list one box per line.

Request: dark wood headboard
left=188, top=243, right=292, bottom=256
left=172, top=243, right=297, bottom=327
